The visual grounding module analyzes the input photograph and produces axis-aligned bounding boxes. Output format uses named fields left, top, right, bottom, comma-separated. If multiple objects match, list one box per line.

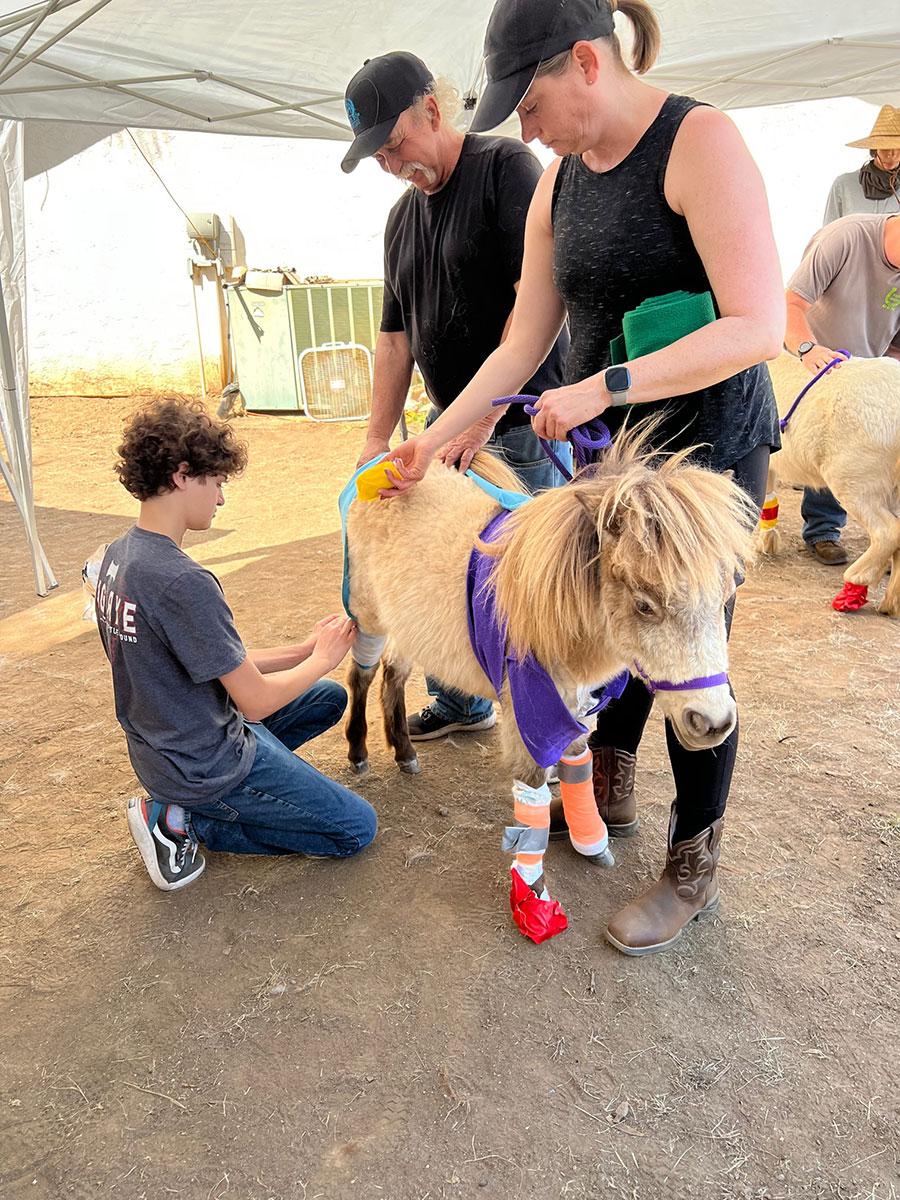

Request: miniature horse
left=761, top=353, right=900, bottom=616
left=344, top=432, right=754, bottom=940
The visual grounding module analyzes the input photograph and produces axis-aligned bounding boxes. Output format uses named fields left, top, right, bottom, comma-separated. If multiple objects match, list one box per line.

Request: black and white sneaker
left=406, top=704, right=497, bottom=742
left=126, top=797, right=206, bottom=891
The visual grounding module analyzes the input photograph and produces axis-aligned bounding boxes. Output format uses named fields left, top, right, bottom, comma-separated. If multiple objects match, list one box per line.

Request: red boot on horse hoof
left=832, top=581, right=868, bottom=612
left=509, top=868, right=568, bottom=943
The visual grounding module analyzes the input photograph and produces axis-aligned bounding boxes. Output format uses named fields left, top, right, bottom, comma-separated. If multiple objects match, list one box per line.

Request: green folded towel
left=609, top=290, right=716, bottom=365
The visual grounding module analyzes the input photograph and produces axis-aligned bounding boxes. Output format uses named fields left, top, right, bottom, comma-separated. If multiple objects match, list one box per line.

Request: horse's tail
left=469, top=448, right=532, bottom=496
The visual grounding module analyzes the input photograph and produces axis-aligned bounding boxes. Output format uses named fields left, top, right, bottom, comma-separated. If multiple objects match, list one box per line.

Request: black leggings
left=588, top=443, right=771, bottom=842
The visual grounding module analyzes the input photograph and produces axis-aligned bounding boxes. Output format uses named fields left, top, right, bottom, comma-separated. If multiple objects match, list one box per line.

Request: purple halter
left=633, top=661, right=729, bottom=693
left=491, top=396, right=731, bottom=695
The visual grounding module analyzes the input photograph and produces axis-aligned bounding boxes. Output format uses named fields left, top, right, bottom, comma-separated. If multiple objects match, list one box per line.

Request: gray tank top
left=551, top=93, right=779, bottom=470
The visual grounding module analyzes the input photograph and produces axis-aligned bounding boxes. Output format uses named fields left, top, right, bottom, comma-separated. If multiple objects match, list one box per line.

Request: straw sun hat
left=846, top=105, right=900, bottom=150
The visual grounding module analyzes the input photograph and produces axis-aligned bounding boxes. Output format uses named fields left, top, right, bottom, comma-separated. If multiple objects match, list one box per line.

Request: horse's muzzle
left=672, top=700, right=737, bottom=750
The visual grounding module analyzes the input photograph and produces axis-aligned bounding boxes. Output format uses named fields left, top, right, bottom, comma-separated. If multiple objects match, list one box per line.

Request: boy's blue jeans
left=187, top=682, right=376, bottom=857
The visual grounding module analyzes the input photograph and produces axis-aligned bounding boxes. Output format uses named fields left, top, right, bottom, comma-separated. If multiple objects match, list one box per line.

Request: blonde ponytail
left=614, top=0, right=661, bottom=74
left=535, top=0, right=662, bottom=80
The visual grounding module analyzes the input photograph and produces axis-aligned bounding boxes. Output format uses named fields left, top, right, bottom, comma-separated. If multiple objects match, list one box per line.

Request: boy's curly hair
left=115, top=397, right=249, bottom=500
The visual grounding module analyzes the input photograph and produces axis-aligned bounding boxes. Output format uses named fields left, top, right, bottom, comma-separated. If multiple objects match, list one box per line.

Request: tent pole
left=190, top=263, right=208, bottom=396
left=0, top=0, right=62, bottom=82
left=0, top=273, right=57, bottom=595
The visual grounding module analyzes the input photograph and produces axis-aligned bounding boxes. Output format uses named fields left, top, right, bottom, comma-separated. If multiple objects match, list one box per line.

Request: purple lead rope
left=780, top=351, right=850, bottom=432
left=491, top=394, right=612, bottom=481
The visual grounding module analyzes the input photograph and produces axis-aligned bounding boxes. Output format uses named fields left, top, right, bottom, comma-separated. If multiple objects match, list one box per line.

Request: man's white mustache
left=399, top=161, right=437, bottom=184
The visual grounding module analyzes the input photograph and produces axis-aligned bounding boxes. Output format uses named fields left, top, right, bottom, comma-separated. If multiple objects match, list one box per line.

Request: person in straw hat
left=823, top=105, right=900, bottom=225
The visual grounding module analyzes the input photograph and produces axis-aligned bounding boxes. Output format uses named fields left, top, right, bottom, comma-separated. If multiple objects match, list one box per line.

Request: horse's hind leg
left=346, top=659, right=378, bottom=775
left=878, top=545, right=900, bottom=617
left=380, top=655, right=420, bottom=774
left=832, top=494, right=900, bottom=612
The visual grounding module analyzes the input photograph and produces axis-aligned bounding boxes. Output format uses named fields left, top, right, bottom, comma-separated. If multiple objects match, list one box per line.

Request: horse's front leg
left=499, top=703, right=568, bottom=943
left=380, top=654, right=420, bottom=774
left=346, top=658, right=379, bottom=776
left=556, top=738, right=614, bottom=867
left=756, top=462, right=782, bottom=556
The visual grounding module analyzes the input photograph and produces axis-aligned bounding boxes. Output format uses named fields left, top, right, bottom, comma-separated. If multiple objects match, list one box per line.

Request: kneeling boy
left=95, top=397, right=375, bottom=890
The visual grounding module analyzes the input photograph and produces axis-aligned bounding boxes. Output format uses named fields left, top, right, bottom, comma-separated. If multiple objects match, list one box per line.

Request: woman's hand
left=382, top=432, right=439, bottom=496
left=530, top=379, right=607, bottom=442
left=436, top=413, right=498, bottom=474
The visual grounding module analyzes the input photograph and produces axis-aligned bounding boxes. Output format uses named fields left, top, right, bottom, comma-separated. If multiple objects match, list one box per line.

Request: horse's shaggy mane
left=481, top=423, right=757, bottom=670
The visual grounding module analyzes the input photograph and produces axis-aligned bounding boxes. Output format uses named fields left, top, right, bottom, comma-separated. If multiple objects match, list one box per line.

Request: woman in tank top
left=387, top=0, right=785, bottom=957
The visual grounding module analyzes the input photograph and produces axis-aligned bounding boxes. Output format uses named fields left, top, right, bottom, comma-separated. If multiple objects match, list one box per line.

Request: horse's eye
left=635, top=597, right=655, bottom=617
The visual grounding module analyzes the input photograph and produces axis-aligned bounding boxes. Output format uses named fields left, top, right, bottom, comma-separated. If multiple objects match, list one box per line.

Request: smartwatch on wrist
left=604, top=365, right=632, bottom=406
left=796, top=340, right=816, bottom=359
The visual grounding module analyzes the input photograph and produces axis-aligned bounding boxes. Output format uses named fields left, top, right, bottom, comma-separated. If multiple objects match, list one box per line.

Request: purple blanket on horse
left=466, top=511, right=627, bottom=769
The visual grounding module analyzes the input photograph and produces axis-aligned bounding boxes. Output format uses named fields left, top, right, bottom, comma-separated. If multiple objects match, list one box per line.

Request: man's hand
left=357, top=436, right=392, bottom=470
left=531, top=379, right=606, bottom=442
left=436, top=413, right=498, bottom=474
left=801, top=344, right=847, bottom=375
left=309, top=615, right=357, bottom=672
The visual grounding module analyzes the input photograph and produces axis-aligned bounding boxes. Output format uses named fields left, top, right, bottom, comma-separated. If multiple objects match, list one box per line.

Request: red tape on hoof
left=509, top=868, right=568, bottom=943
left=832, top=582, right=868, bottom=612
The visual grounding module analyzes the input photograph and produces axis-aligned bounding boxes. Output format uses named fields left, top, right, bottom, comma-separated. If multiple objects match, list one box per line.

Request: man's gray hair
left=410, top=76, right=462, bottom=124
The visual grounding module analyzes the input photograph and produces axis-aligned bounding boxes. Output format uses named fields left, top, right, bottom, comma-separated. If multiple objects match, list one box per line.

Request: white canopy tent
left=1, top=0, right=898, bottom=594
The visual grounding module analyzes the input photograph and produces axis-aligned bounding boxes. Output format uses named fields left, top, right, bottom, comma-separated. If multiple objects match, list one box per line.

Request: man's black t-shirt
left=381, top=135, right=568, bottom=429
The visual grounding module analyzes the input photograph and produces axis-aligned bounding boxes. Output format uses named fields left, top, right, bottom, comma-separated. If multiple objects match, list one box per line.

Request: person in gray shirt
left=784, top=212, right=900, bottom=562
left=823, top=106, right=900, bottom=226
left=96, top=398, right=376, bottom=891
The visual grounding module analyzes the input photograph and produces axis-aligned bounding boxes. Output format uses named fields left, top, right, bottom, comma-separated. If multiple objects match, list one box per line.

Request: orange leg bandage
left=559, top=748, right=611, bottom=859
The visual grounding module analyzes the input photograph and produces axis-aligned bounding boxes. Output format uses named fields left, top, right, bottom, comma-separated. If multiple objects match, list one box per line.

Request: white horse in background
left=761, top=354, right=900, bottom=616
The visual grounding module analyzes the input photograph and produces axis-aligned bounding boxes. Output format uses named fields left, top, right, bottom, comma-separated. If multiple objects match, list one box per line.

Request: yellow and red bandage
left=558, top=747, right=613, bottom=864
left=355, top=458, right=401, bottom=502
left=502, top=780, right=568, bottom=943
left=759, top=491, right=779, bottom=532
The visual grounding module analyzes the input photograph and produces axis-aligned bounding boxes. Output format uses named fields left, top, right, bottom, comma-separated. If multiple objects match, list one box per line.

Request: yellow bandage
left=355, top=460, right=401, bottom=502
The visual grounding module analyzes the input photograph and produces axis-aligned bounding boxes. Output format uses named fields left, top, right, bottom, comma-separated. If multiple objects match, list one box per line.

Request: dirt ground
left=1, top=396, right=898, bottom=1200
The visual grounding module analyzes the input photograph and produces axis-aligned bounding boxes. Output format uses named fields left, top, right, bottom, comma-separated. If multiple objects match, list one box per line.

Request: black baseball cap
left=470, top=0, right=614, bottom=133
left=341, top=51, right=434, bottom=173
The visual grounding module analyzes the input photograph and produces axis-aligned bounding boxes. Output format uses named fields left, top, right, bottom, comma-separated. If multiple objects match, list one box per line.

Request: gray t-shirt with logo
left=788, top=213, right=900, bottom=357
left=96, top=526, right=255, bottom=806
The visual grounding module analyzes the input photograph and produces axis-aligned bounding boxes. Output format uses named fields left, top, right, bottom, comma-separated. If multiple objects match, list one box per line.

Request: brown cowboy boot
left=592, top=746, right=639, bottom=837
left=605, top=804, right=723, bottom=956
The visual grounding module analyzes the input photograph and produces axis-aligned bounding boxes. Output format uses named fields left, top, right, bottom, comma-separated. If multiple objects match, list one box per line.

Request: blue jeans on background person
left=801, top=486, right=847, bottom=546
left=423, top=409, right=573, bottom=724
left=187, top=682, right=376, bottom=857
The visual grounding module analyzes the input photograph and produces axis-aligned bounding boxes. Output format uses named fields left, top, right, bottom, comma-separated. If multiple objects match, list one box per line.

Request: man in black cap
left=342, top=50, right=570, bottom=742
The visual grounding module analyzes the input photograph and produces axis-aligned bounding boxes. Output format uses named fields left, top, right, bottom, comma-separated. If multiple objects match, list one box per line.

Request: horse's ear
left=588, top=492, right=623, bottom=539
left=572, top=489, right=607, bottom=556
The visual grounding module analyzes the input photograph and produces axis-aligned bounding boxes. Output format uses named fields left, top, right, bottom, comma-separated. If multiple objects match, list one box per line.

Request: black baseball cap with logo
left=471, top=0, right=614, bottom=133
left=341, top=51, right=435, bottom=173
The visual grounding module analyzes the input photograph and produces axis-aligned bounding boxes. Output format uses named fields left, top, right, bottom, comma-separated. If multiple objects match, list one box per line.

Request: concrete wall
left=22, top=96, right=883, bottom=396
